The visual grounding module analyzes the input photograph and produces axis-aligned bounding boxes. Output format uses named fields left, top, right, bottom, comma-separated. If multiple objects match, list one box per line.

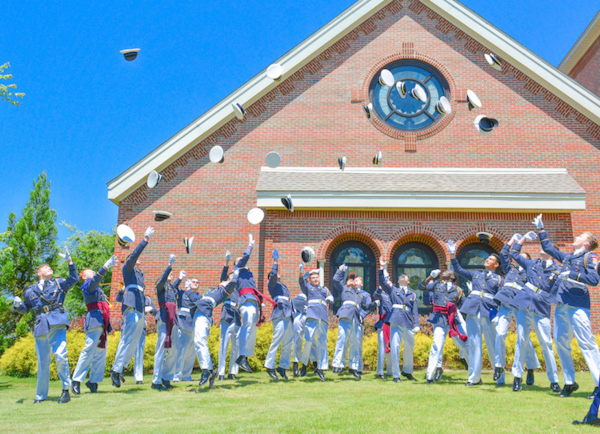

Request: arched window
left=454, top=242, right=499, bottom=293
left=329, top=241, right=377, bottom=309
left=392, top=242, right=439, bottom=313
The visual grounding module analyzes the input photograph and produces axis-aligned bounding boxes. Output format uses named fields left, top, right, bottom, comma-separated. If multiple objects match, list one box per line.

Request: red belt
left=159, top=301, right=177, bottom=348
left=380, top=313, right=391, bottom=354
left=433, top=302, right=467, bottom=342
left=239, top=287, right=277, bottom=326
left=87, top=301, right=111, bottom=349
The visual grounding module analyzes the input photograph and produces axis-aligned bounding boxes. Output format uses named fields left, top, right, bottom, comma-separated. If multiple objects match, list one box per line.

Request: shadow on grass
left=0, top=382, right=13, bottom=390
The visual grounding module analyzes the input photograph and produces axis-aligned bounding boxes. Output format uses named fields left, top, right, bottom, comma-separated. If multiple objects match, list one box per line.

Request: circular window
left=368, top=59, right=451, bottom=132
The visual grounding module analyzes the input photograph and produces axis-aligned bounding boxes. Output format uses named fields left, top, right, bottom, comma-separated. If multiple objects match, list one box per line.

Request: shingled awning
left=255, top=167, right=586, bottom=211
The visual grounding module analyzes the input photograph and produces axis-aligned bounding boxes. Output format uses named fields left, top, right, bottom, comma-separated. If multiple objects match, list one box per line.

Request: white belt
left=180, top=307, right=190, bottom=313
left=275, top=296, right=289, bottom=302
left=392, top=304, right=409, bottom=311
left=308, top=299, right=326, bottom=305
left=470, top=290, right=495, bottom=300
left=224, top=301, right=237, bottom=307
left=505, top=282, right=523, bottom=290
left=343, top=300, right=359, bottom=308
left=296, top=293, right=307, bottom=299
left=204, top=296, right=216, bottom=308
left=525, top=282, right=541, bottom=293
left=126, top=284, right=144, bottom=292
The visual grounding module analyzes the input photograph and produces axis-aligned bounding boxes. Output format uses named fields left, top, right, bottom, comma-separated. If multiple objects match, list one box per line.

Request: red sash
left=87, top=301, right=111, bottom=349
left=380, top=313, right=391, bottom=354
left=159, top=301, right=177, bottom=348
left=433, top=302, right=467, bottom=342
left=239, top=287, right=277, bottom=326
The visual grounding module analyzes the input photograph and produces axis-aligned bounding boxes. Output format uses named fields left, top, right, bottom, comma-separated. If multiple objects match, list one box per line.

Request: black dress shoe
left=110, top=370, right=121, bottom=388
left=393, top=377, right=402, bottom=383
left=300, top=364, right=307, bottom=377
left=313, top=361, right=318, bottom=370
left=58, top=390, right=70, bottom=404
left=426, top=379, right=434, bottom=385
left=550, top=382, right=561, bottom=393
left=349, top=369, right=361, bottom=380
left=401, top=372, right=416, bottom=381
left=33, top=399, right=45, bottom=404
left=588, top=387, right=599, bottom=399
left=119, top=373, right=126, bottom=383
left=71, top=381, right=80, bottom=395
left=293, top=362, right=299, bottom=377
left=136, top=381, right=143, bottom=385
left=493, top=367, right=504, bottom=381
left=332, top=367, right=341, bottom=374
left=315, top=369, right=326, bottom=382
left=276, top=367, right=288, bottom=380
left=218, top=375, right=225, bottom=381
left=573, top=412, right=600, bottom=426
left=266, top=368, right=278, bottom=380
left=151, top=382, right=166, bottom=391
left=513, top=377, right=522, bottom=392
left=228, top=374, right=237, bottom=380
left=162, top=380, right=173, bottom=389
left=560, top=383, right=579, bottom=397
left=376, top=375, right=385, bottom=380
left=199, top=370, right=211, bottom=386
left=358, top=371, right=362, bottom=376
left=460, top=358, right=468, bottom=370
left=85, top=381, right=98, bottom=393
left=526, top=369, right=535, bottom=386
left=208, top=371, right=218, bottom=390
left=434, top=367, right=443, bottom=381
left=238, top=356, right=253, bottom=373
left=466, top=380, right=483, bottom=387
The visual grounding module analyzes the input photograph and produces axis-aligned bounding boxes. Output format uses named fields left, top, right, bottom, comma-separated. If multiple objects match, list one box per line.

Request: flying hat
left=184, top=237, right=194, bottom=254
left=466, top=90, right=482, bottom=111
left=152, top=211, right=173, bottom=222
left=484, top=52, right=502, bottom=71
left=247, top=208, right=265, bottom=225
left=266, top=63, right=283, bottom=80
left=474, top=115, right=499, bottom=136
left=476, top=232, right=493, bottom=245
left=265, top=151, right=281, bottom=168
left=338, top=156, right=347, bottom=171
left=372, top=151, right=383, bottom=165
left=232, top=103, right=246, bottom=120
left=117, top=224, right=136, bottom=247
left=396, top=81, right=407, bottom=98
left=435, top=96, right=452, bottom=114
left=301, top=246, right=315, bottom=264
left=411, top=84, right=427, bottom=102
left=363, top=103, right=373, bottom=119
left=209, top=145, right=225, bottom=164
left=120, top=48, right=140, bottom=61
left=378, top=69, right=395, bottom=87
left=281, top=194, right=293, bottom=212
left=349, top=271, right=357, bottom=280
left=147, top=170, right=163, bottom=189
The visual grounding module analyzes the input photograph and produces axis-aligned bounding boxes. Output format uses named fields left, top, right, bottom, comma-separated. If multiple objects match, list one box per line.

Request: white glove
left=447, top=240, right=457, bottom=255
left=169, top=254, right=176, bottom=266
left=559, top=271, right=569, bottom=281
left=430, top=269, right=440, bottom=279
left=103, top=255, right=118, bottom=269
left=13, top=296, right=22, bottom=309
left=233, top=267, right=240, bottom=280
left=510, top=233, right=523, bottom=244
left=185, top=279, right=191, bottom=290
left=225, top=251, right=231, bottom=261
left=466, top=281, right=472, bottom=292
left=375, top=300, right=380, bottom=306
left=248, top=234, right=255, bottom=246
left=145, top=306, right=153, bottom=313
left=144, top=226, right=155, bottom=239
left=179, top=270, right=186, bottom=280
left=524, top=231, right=537, bottom=242
left=299, top=263, right=304, bottom=273
left=339, top=264, right=348, bottom=272
left=532, top=213, right=543, bottom=229
left=59, top=246, right=72, bottom=262
left=491, top=316, right=499, bottom=324
left=412, top=327, right=420, bottom=333
left=326, top=295, right=334, bottom=303
left=261, top=303, right=266, bottom=310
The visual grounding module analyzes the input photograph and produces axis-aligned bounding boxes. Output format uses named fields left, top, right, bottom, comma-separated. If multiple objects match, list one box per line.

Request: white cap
left=411, top=84, right=427, bottom=102
left=247, top=208, right=265, bottom=225
left=484, top=53, right=502, bottom=71
left=435, top=96, right=452, bottom=114
left=281, top=194, right=294, bottom=212
left=378, top=69, right=395, bottom=87
left=184, top=237, right=194, bottom=254
left=147, top=170, right=163, bottom=189
left=266, top=64, right=283, bottom=80
left=396, top=81, right=407, bottom=98
left=117, top=225, right=136, bottom=247
left=232, top=103, right=245, bottom=120
left=209, top=146, right=225, bottom=164
left=120, top=48, right=140, bottom=61
left=301, top=246, right=315, bottom=264
left=473, top=115, right=499, bottom=136
left=466, top=90, right=482, bottom=111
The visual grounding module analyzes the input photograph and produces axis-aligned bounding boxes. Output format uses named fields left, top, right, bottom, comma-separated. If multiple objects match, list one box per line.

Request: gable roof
left=559, top=10, right=600, bottom=76
left=107, top=0, right=600, bottom=205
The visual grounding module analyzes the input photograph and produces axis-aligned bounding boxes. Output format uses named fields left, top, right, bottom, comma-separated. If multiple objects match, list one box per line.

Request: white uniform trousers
left=427, top=325, right=451, bottom=380
left=193, top=311, right=213, bottom=370
left=466, top=311, right=497, bottom=384
left=554, top=303, right=600, bottom=386
left=218, top=320, right=239, bottom=376
left=112, top=308, right=145, bottom=373
left=162, top=327, right=194, bottom=381
left=292, top=312, right=306, bottom=363
left=72, top=326, right=107, bottom=384
left=175, top=329, right=196, bottom=381
left=35, top=324, right=71, bottom=401
left=390, top=324, right=415, bottom=378
left=353, top=323, right=365, bottom=371
left=514, top=309, right=558, bottom=382
left=152, top=319, right=172, bottom=384
left=333, top=319, right=360, bottom=369
left=237, top=301, right=259, bottom=357
left=301, top=318, right=329, bottom=370
left=265, top=316, right=294, bottom=369
left=376, top=328, right=392, bottom=376
left=436, top=321, right=469, bottom=368
left=133, top=333, right=145, bottom=382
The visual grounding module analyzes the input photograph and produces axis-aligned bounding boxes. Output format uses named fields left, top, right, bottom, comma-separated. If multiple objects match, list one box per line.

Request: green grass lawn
left=0, top=369, right=598, bottom=433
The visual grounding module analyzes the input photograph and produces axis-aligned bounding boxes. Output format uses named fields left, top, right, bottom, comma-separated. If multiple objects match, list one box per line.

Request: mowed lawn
left=0, top=369, right=598, bottom=433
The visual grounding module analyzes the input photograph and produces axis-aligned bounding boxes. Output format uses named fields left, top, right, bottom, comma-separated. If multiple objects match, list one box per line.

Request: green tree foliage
left=0, top=62, right=25, bottom=107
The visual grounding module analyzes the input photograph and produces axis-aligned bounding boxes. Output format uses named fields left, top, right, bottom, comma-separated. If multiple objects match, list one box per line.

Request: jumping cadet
left=218, top=251, right=240, bottom=381
left=372, top=285, right=393, bottom=379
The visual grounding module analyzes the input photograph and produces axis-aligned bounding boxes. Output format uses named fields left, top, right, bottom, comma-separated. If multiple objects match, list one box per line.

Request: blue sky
left=1, top=0, right=598, bottom=241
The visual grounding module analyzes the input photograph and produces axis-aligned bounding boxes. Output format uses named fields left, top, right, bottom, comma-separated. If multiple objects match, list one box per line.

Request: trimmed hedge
left=1, top=324, right=599, bottom=379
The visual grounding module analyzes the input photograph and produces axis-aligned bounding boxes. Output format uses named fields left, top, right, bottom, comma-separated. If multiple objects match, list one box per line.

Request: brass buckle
left=42, top=305, right=50, bottom=313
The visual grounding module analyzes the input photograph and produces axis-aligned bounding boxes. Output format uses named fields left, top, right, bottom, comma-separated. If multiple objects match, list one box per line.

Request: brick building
left=107, top=0, right=600, bottom=328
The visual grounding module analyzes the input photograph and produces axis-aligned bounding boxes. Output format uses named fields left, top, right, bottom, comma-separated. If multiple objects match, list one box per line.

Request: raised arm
left=84, top=266, right=108, bottom=295
left=156, top=265, right=173, bottom=294
left=378, top=269, right=393, bottom=294
left=508, top=240, right=535, bottom=269
left=332, top=267, right=347, bottom=295
left=268, top=262, right=279, bottom=296
left=298, top=265, right=310, bottom=295
left=123, top=239, right=149, bottom=273
left=450, top=258, right=474, bottom=281
left=538, top=230, right=567, bottom=263
left=499, top=243, right=512, bottom=275
left=236, top=235, right=255, bottom=269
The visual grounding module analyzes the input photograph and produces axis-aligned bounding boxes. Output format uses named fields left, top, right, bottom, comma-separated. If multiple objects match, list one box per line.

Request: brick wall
left=569, top=35, right=600, bottom=96
left=110, top=0, right=600, bottom=330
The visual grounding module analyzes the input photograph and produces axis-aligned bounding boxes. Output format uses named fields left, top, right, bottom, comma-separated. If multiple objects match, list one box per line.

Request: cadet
left=218, top=251, right=240, bottom=381
left=534, top=214, right=600, bottom=398
left=448, top=240, right=503, bottom=386
left=299, top=265, right=334, bottom=381
left=152, top=255, right=184, bottom=390
left=509, top=232, right=561, bottom=393
left=372, top=285, right=393, bottom=379
left=353, top=277, right=376, bottom=375
left=376, top=259, right=420, bottom=383
left=71, top=255, right=117, bottom=395
left=493, top=236, right=540, bottom=387
left=265, top=250, right=295, bottom=380
left=110, top=226, right=154, bottom=388
left=133, top=295, right=158, bottom=384
left=420, top=269, right=468, bottom=384
left=13, top=247, right=79, bottom=404
left=290, top=288, right=318, bottom=376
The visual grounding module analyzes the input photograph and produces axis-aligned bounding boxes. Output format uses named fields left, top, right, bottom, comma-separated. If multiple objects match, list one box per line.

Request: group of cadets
left=11, top=213, right=600, bottom=425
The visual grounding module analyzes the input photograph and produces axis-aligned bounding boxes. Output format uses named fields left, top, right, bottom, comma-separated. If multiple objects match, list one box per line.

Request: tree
left=0, top=62, right=25, bottom=106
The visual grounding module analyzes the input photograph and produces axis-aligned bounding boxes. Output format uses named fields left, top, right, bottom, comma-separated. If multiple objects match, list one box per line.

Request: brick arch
left=318, top=225, right=384, bottom=261
left=454, top=226, right=507, bottom=254
left=388, top=234, right=447, bottom=270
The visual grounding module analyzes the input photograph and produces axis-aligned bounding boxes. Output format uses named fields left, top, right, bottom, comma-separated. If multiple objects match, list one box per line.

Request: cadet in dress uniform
left=534, top=214, right=600, bottom=398
left=493, top=237, right=540, bottom=387
left=133, top=295, right=158, bottom=384
left=299, top=265, right=334, bottom=381
left=110, top=226, right=154, bottom=388
left=372, top=285, right=393, bottom=379
left=376, top=260, right=419, bottom=383
left=71, top=255, right=117, bottom=395
left=353, top=278, right=376, bottom=375
left=152, top=255, right=184, bottom=390
left=13, top=247, right=79, bottom=404
left=509, top=232, right=561, bottom=393
left=420, top=269, right=468, bottom=384
left=264, top=250, right=295, bottom=380
left=218, top=251, right=240, bottom=381
left=448, top=241, right=503, bottom=386
left=290, top=288, right=318, bottom=376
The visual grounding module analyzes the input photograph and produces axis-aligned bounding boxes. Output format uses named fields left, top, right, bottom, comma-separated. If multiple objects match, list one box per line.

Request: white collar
left=545, top=259, right=554, bottom=268
left=574, top=248, right=586, bottom=255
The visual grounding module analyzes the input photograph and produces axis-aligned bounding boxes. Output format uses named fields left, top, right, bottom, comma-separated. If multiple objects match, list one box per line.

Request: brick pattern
left=569, top=35, right=600, bottom=96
